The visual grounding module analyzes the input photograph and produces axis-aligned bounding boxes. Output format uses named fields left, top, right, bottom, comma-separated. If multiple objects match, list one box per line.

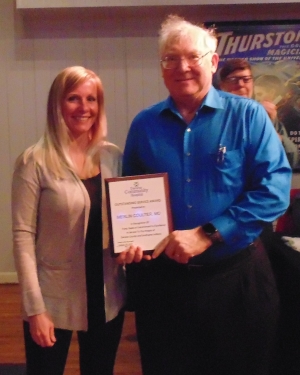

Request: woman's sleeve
left=12, top=157, right=46, bottom=316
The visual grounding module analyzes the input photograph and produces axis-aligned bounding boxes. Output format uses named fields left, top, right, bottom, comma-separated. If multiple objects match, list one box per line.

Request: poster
left=213, top=22, right=300, bottom=169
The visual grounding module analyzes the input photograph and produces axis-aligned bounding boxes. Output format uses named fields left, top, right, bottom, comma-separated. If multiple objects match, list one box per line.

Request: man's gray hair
left=158, top=15, right=217, bottom=56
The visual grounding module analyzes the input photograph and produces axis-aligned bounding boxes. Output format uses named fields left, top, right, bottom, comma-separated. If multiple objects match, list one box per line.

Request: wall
left=0, top=0, right=299, bottom=282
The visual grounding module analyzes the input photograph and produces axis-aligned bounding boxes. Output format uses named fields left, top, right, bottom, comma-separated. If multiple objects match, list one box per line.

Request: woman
left=12, top=66, right=126, bottom=375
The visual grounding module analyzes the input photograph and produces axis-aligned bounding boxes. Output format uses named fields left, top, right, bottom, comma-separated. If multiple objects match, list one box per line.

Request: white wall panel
left=19, top=43, right=38, bottom=148
left=96, top=37, right=129, bottom=149
left=126, top=37, right=148, bottom=128
left=0, top=2, right=18, bottom=275
left=110, top=40, right=129, bottom=149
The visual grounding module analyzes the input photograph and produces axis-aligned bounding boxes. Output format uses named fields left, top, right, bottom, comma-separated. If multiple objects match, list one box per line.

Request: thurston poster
left=213, top=22, right=300, bottom=168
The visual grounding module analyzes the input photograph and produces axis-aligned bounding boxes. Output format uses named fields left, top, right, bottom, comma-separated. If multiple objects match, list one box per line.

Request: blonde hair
left=159, top=15, right=217, bottom=56
left=21, top=66, right=107, bottom=178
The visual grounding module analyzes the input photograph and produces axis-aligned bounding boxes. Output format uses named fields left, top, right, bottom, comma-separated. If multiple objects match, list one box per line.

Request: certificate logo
left=125, top=181, right=149, bottom=197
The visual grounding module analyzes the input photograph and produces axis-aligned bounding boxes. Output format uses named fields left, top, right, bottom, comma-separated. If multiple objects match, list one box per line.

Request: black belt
left=141, top=240, right=261, bottom=275
left=187, top=242, right=257, bottom=273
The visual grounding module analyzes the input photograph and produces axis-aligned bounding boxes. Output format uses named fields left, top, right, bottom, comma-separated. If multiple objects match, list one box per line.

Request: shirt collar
left=160, top=86, right=224, bottom=115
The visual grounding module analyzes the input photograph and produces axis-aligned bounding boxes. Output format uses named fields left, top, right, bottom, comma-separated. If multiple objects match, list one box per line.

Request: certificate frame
left=105, top=173, right=173, bottom=256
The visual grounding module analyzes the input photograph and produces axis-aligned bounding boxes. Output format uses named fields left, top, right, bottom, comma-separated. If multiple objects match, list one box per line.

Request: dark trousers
left=266, top=233, right=300, bottom=375
left=23, top=310, right=124, bottom=375
left=129, top=244, right=279, bottom=375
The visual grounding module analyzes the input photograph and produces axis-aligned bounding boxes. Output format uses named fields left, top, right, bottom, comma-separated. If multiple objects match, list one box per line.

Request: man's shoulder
left=215, top=89, right=262, bottom=112
left=133, top=99, right=167, bottom=121
left=216, top=89, right=252, bottom=103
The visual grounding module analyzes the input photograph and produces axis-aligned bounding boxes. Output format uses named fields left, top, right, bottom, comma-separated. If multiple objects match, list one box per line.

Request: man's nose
left=176, top=57, right=192, bottom=70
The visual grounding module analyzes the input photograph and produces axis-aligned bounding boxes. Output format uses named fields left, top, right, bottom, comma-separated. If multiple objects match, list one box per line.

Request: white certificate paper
left=105, top=173, right=173, bottom=255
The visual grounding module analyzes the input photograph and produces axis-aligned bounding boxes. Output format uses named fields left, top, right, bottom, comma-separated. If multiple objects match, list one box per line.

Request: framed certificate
left=105, top=173, right=173, bottom=255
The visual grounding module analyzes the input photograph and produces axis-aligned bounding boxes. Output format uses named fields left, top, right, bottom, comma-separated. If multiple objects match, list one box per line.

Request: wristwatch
left=202, top=223, right=223, bottom=244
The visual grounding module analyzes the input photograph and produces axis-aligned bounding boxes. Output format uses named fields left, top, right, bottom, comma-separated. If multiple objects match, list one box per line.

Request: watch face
left=203, top=223, right=216, bottom=235
left=202, top=223, right=223, bottom=244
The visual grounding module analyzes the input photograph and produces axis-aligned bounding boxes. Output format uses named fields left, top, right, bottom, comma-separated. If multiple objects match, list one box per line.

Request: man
left=121, top=15, right=291, bottom=375
left=218, top=58, right=253, bottom=98
left=219, top=59, right=298, bottom=168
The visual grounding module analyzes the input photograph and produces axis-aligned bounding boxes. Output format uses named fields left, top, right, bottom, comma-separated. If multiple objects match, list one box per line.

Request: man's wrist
left=201, top=223, right=223, bottom=245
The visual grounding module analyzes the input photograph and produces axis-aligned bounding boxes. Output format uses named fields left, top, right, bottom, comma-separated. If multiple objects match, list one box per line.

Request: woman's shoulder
left=100, top=141, right=122, bottom=158
left=99, top=141, right=122, bottom=177
left=14, top=145, right=36, bottom=171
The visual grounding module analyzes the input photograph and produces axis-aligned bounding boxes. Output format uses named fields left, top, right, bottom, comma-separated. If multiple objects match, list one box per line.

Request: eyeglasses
left=160, top=51, right=211, bottom=70
left=224, top=75, right=253, bottom=84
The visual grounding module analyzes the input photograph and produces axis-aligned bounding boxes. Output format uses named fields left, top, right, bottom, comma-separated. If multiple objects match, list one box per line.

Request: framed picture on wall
left=211, top=20, right=300, bottom=170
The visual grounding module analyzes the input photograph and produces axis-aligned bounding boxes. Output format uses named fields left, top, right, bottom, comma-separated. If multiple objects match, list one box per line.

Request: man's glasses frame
left=224, top=75, right=253, bottom=84
left=160, top=51, right=211, bottom=70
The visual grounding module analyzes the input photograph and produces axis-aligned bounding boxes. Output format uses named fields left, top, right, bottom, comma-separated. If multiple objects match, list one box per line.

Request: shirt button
left=187, top=128, right=191, bottom=132
left=186, top=178, right=191, bottom=182
left=186, top=152, right=191, bottom=156
left=187, top=204, right=192, bottom=209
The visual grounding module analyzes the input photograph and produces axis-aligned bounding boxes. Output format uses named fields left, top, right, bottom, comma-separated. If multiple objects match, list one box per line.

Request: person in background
left=120, top=15, right=292, bottom=375
left=12, top=66, right=126, bottom=375
left=219, top=58, right=298, bottom=168
left=218, top=58, right=253, bottom=98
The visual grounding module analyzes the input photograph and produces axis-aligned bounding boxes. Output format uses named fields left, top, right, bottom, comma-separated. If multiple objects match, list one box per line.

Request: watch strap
left=202, top=223, right=223, bottom=244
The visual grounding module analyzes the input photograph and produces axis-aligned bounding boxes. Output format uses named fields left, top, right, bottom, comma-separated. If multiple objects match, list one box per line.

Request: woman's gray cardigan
left=12, top=142, right=126, bottom=331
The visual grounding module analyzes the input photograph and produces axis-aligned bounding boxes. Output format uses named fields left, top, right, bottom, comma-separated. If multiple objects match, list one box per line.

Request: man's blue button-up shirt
left=123, top=87, right=292, bottom=262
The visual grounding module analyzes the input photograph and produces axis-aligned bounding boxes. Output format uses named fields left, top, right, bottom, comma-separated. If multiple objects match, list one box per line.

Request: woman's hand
left=28, top=312, right=56, bottom=347
left=115, top=245, right=151, bottom=264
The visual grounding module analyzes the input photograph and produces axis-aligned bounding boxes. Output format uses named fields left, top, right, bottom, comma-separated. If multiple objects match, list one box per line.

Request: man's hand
left=28, top=312, right=56, bottom=347
left=152, top=226, right=213, bottom=263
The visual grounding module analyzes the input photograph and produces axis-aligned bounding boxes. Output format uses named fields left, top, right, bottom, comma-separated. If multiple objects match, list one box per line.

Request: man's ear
left=211, top=53, right=219, bottom=74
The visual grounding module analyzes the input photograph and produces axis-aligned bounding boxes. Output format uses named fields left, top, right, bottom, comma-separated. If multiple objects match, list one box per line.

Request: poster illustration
left=213, top=22, right=300, bottom=169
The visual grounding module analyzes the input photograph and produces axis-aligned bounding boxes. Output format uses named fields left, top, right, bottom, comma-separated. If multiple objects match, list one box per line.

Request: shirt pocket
left=210, top=149, right=244, bottom=193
